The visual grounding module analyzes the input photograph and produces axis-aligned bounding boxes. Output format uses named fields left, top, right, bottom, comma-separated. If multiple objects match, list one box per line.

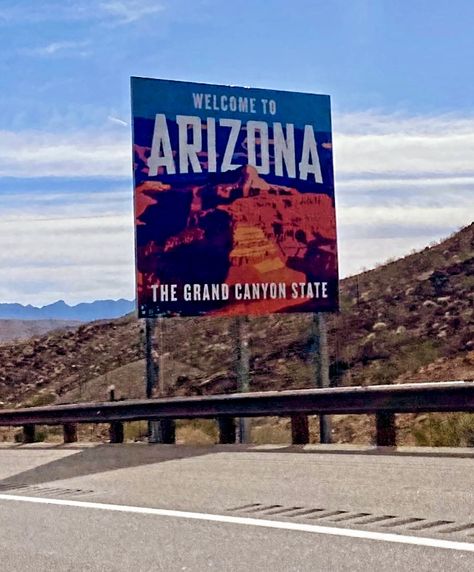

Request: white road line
left=1, top=493, right=473, bottom=553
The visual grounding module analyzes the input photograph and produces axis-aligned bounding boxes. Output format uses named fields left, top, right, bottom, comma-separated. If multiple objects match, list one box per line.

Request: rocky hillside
left=329, top=222, right=473, bottom=387
left=0, top=224, right=472, bottom=411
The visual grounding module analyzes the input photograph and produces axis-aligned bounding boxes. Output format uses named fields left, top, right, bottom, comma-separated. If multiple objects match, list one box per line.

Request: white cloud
left=337, top=175, right=474, bottom=191
left=0, top=0, right=165, bottom=26
left=331, top=111, right=474, bottom=274
left=0, top=129, right=131, bottom=178
left=0, top=210, right=135, bottom=305
left=336, top=202, right=472, bottom=276
left=100, top=0, right=165, bottom=25
left=1, top=189, right=131, bottom=217
left=107, top=115, right=129, bottom=127
left=333, top=112, right=474, bottom=177
left=24, top=40, right=91, bottom=57
left=338, top=205, right=470, bottom=230
left=337, top=235, right=444, bottom=278
left=334, top=111, right=474, bottom=135
left=0, top=178, right=135, bottom=304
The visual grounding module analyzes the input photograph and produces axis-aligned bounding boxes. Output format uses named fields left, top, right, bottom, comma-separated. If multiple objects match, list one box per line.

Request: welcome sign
left=131, top=77, right=338, bottom=317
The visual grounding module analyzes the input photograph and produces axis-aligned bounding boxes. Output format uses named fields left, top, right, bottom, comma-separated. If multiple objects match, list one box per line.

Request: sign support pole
left=147, top=317, right=175, bottom=444
left=145, top=317, right=160, bottom=442
left=235, top=315, right=250, bottom=444
left=145, top=317, right=156, bottom=400
left=312, top=312, right=332, bottom=443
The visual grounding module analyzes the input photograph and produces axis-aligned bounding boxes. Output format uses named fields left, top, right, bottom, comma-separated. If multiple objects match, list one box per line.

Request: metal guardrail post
left=109, top=421, right=124, bottom=443
left=22, top=424, right=35, bottom=444
left=291, top=413, right=310, bottom=444
left=218, top=416, right=237, bottom=444
left=63, top=423, right=78, bottom=444
left=376, top=412, right=396, bottom=447
left=157, top=418, right=176, bottom=444
left=108, top=384, right=124, bottom=443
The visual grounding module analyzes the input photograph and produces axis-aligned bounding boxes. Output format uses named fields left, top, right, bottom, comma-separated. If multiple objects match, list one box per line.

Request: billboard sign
left=131, top=77, right=338, bottom=317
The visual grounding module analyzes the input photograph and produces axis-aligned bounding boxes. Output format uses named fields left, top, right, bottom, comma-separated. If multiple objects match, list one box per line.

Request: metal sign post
left=234, top=316, right=250, bottom=443
left=146, top=317, right=176, bottom=444
left=145, top=317, right=160, bottom=442
left=158, top=318, right=166, bottom=396
left=311, top=312, right=332, bottom=443
left=145, top=317, right=156, bottom=400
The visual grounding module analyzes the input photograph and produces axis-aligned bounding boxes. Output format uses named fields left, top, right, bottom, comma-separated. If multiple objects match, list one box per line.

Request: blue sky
left=1, top=0, right=473, bottom=305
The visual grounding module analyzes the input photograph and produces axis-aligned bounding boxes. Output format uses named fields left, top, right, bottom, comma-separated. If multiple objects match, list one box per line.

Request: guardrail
left=0, top=381, right=472, bottom=447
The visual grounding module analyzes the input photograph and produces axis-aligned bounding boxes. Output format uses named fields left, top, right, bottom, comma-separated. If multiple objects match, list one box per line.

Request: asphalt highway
left=0, top=443, right=473, bottom=571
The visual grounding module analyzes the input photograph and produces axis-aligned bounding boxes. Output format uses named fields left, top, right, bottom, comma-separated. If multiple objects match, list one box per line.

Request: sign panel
left=132, top=77, right=338, bottom=317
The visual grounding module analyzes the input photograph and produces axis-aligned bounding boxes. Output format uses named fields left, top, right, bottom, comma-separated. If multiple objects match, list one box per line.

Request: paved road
left=0, top=443, right=473, bottom=571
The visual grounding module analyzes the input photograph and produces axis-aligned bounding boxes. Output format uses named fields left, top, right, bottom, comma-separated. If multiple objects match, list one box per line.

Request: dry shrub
left=412, top=413, right=474, bottom=447
left=176, top=419, right=218, bottom=445
left=251, top=418, right=291, bottom=445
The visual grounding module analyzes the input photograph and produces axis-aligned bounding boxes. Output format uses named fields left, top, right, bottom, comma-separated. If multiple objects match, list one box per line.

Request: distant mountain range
left=0, top=299, right=135, bottom=321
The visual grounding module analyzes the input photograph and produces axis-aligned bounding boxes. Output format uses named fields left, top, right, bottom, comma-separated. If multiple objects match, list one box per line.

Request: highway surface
left=0, top=443, right=473, bottom=571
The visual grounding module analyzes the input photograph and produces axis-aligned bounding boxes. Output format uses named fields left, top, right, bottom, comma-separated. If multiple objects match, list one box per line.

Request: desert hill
left=329, top=222, right=473, bottom=387
left=0, top=223, right=472, bottom=444
left=0, top=319, right=82, bottom=343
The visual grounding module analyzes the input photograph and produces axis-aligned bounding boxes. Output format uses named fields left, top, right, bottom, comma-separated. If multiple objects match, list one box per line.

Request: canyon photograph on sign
left=132, top=78, right=338, bottom=317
